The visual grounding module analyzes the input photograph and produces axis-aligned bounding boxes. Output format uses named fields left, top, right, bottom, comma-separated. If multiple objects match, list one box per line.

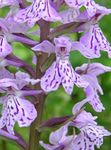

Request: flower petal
left=81, top=124, right=111, bottom=148
left=32, top=40, right=55, bottom=54
left=0, top=95, right=37, bottom=134
left=0, top=35, right=12, bottom=58
left=40, top=62, right=61, bottom=92
left=15, top=0, right=61, bottom=26
left=80, top=24, right=111, bottom=57
left=85, top=86, right=105, bottom=112
left=49, top=124, right=68, bottom=145
left=64, top=0, right=96, bottom=16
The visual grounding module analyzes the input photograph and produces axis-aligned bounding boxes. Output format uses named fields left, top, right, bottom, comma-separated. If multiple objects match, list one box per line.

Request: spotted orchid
left=0, top=71, right=41, bottom=134
left=64, top=0, right=96, bottom=17
left=40, top=100, right=111, bottom=150
left=0, top=0, right=111, bottom=149
left=73, top=5, right=111, bottom=58
left=75, top=63, right=111, bottom=112
left=15, top=0, right=61, bottom=27
left=32, top=36, right=88, bottom=95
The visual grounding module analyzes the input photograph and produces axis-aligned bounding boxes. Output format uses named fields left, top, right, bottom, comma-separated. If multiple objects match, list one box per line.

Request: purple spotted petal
left=80, top=24, right=111, bottom=58
left=60, top=8, right=80, bottom=24
left=41, top=0, right=61, bottom=22
left=15, top=0, right=61, bottom=27
left=81, top=124, right=111, bottom=148
left=64, top=0, right=96, bottom=17
left=72, top=41, right=99, bottom=59
left=94, top=4, right=111, bottom=21
left=0, top=95, right=37, bottom=134
left=41, top=59, right=88, bottom=95
left=71, top=131, right=95, bottom=150
left=85, top=86, right=105, bottom=112
left=71, top=124, right=111, bottom=150
left=40, top=62, right=61, bottom=93
left=0, top=35, right=12, bottom=58
left=76, top=63, right=111, bottom=77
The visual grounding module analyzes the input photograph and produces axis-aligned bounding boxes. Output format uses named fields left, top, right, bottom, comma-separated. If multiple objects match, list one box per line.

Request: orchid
left=0, top=0, right=111, bottom=149
left=32, top=36, right=88, bottom=95
left=75, top=63, right=111, bottom=112
left=64, top=0, right=96, bottom=17
left=0, top=71, right=41, bottom=134
left=73, top=5, right=111, bottom=58
left=40, top=100, right=111, bottom=150
left=15, top=0, right=61, bottom=27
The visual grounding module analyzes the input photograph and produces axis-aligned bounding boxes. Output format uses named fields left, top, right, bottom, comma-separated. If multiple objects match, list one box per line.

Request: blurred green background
left=0, top=0, right=111, bottom=150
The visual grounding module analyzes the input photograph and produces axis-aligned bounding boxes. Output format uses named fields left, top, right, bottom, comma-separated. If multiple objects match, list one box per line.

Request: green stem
left=28, top=20, right=50, bottom=150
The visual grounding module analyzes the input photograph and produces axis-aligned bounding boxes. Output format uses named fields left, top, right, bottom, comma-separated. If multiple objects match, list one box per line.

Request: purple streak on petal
left=15, top=0, right=61, bottom=26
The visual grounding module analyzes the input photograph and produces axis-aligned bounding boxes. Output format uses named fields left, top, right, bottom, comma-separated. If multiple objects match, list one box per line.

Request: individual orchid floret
left=0, top=7, right=36, bottom=46
left=40, top=100, right=111, bottom=150
left=71, top=101, right=111, bottom=149
left=40, top=124, right=73, bottom=150
left=64, top=0, right=96, bottom=17
left=73, top=5, right=111, bottom=58
left=15, top=0, right=61, bottom=27
left=75, top=63, right=111, bottom=112
left=79, top=24, right=111, bottom=58
left=32, top=36, right=88, bottom=95
left=3, top=7, right=29, bottom=34
left=0, top=71, right=41, bottom=134
left=0, top=0, right=19, bottom=8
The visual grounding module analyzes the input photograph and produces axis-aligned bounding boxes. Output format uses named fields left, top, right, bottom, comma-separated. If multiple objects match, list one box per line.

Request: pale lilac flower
left=71, top=101, right=111, bottom=149
left=75, top=63, right=111, bottom=112
left=64, top=0, right=96, bottom=17
left=40, top=124, right=72, bottom=150
left=0, top=71, right=41, bottom=134
left=32, top=36, right=88, bottom=95
left=72, top=5, right=111, bottom=58
left=15, top=0, right=61, bottom=27
left=40, top=100, right=111, bottom=150
left=2, top=7, right=29, bottom=34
